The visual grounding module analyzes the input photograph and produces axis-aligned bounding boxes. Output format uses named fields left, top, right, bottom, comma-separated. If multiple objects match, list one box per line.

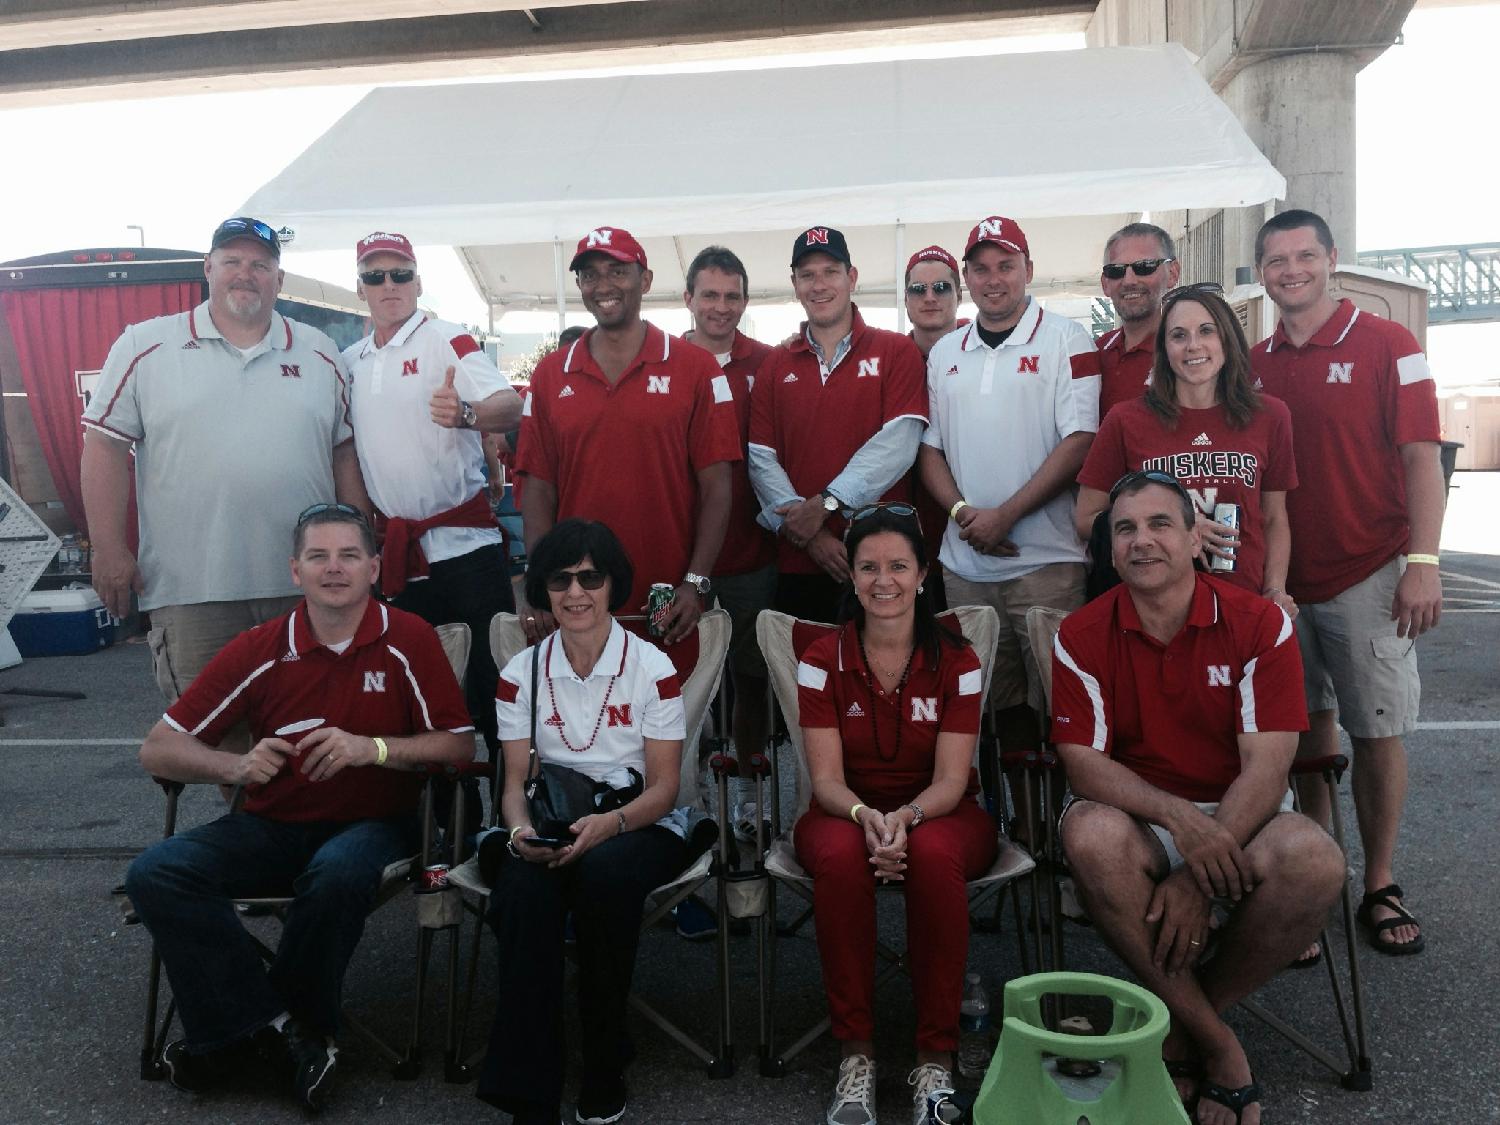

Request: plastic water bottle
left=956, top=971, right=993, bottom=1079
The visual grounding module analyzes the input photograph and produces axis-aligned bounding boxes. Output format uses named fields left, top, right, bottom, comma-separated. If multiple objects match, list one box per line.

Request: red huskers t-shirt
left=164, top=598, right=473, bottom=822
left=516, top=323, right=742, bottom=611
left=1250, top=300, right=1440, bottom=603
left=1078, top=396, right=1297, bottom=594
left=796, top=621, right=983, bottom=808
left=1049, top=574, right=1307, bottom=803
left=749, top=307, right=928, bottom=574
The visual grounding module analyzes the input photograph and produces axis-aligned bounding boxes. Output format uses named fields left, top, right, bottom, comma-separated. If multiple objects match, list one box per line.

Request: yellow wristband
left=373, top=736, right=388, bottom=766
left=509, top=825, right=526, bottom=843
left=850, top=803, right=866, bottom=825
left=948, top=499, right=969, bottom=522
left=1406, top=553, right=1439, bottom=566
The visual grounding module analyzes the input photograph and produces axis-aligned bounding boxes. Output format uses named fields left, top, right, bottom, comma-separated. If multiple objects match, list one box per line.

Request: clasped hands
left=856, top=806, right=912, bottom=883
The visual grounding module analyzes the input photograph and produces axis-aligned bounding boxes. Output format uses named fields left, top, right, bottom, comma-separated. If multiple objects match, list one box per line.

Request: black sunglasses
left=845, top=502, right=923, bottom=541
left=545, top=568, right=608, bottom=592
left=1107, top=470, right=1193, bottom=505
left=1101, top=257, right=1176, bottom=280
left=906, top=280, right=955, bottom=297
left=1163, top=281, right=1225, bottom=303
left=296, top=502, right=367, bottom=526
left=214, top=217, right=278, bottom=245
left=359, top=268, right=416, bottom=286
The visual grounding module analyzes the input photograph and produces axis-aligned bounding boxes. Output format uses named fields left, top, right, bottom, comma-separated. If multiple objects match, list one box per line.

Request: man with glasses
left=1096, top=223, right=1181, bottom=418
left=1250, top=208, right=1444, bottom=957
left=82, top=216, right=368, bottom=716
left=124, top=504, right=473, bottom=1111
left=918, top=215, right=1100, bottom=757
left=343, top=231, right=522, bottom=756
left=749, top=225, right=927, bottom=622
left=515, top=226, right=738, bottom=644
left=1052, top=470, right=1343, bottom=1125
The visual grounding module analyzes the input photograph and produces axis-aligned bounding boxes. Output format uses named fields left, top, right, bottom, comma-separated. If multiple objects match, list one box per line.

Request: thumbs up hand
left=429, top=365, right=465, bottom=428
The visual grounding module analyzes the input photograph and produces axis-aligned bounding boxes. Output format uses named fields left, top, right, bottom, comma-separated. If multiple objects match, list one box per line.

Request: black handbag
left=523, top=642, right=642, bottom=839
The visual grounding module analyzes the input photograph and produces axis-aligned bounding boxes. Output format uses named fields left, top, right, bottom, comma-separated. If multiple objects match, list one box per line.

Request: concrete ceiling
left=0, top=0, right=1094, bottom=108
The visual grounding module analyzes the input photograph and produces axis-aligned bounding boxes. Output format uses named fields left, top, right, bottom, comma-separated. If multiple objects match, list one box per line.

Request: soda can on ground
left=419, top=863, right=450, bottom=892
left=1210, top=502, right=1240, bottom=573
left=647, top=583, right=675, bottom=637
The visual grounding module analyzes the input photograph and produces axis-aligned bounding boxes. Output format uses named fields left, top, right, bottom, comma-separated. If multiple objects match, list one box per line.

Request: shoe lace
left=908, top=1062, right=951, bottom=1103
left=835, top=1056, right=875, bottom=1105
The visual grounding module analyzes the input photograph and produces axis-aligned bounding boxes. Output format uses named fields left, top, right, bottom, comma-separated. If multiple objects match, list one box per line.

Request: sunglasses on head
left=359, top=268, right=416, bottom=286
left=1107, top=469, right=1192, bottom=505
left=1101, top=257, right=1176, bottom=280
left=215, top=217, right=277, bottom=245
left=1163, top=281, right=1225, bottom=303
left=544, top=568, right=608, bottom=592
left=906, top=280, right=955, bottom=297
left=845, top=501, right=923, bottom=540
left=296, top=501, right=367, bottom=526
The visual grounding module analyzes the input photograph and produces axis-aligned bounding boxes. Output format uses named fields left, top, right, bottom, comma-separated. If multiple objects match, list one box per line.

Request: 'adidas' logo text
left=845, top=702, right=865, bottom=718
left=558, top=384, right=575, bottom=398
left=1192, top=432, right=1212, bottom=447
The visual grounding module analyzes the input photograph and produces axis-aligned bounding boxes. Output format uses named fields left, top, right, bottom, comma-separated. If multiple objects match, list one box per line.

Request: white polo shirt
left=344, top=312, right=518, bottom=564
left=495, top=619, right=687, bottom=834
left=83, top=302, right=353, bottom=611
left=922, top=298, right=1100, bottom=582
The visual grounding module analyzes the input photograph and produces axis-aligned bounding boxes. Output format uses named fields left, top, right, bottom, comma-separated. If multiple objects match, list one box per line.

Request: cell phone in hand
left=524, top=835, right=570, bottom=849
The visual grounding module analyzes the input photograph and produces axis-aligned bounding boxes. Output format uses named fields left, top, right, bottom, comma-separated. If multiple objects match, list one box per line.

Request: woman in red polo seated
left=793, top=503, right=997, bottom=1125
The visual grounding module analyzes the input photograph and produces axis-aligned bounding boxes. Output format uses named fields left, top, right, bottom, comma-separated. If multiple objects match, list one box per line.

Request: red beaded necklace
left=543, top=630, right=629, bottom=754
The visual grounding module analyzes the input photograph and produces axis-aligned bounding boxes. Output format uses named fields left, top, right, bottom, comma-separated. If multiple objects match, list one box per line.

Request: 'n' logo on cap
left=806, top=229, right=830, bottom=246
left=978, top=219, right=1005, bottom=239
left=587, top=228, right=615, bottom=248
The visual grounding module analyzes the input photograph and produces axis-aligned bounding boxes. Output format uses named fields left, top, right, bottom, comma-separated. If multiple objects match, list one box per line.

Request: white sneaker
left=907, top=1062, right=952, bottom=1125
left=733, top=800, right=767, bottom=845
left=827, top=1053, right=877, bottom=1125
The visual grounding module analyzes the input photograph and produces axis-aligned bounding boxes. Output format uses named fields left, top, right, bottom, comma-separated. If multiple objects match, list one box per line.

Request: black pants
left=476, top=826, right=687, bottom=1116
left=391, top=543, right=513, bottom=751
left=774, top=571, right=845, bottom=624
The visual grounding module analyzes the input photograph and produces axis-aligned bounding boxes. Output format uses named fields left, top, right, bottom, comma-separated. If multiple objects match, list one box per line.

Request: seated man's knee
left=1060, top=800, right=1139, bottom=872
left=1257, top=814, right=1347, bottom=902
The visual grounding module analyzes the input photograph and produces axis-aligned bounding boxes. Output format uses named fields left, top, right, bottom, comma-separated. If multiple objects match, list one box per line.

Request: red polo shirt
left=1050, top=574, right=1306, bottom=803
left=797, top=621, right=983, bottom=808
left=749, top=307, right=928, bottom=574
left=689, top=330, right=776, bottom=577
left=1077, top=396, right=1297, bottom=594
left=516, top=323, right=742, bottom=611
left=164, top=598, right=473, bottom=823
left=1096, top=327, right=1154, bottom=418
left=1250, top=299, right=1440, bottom=603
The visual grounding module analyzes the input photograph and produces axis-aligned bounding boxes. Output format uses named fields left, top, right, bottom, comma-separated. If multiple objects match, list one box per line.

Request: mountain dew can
left=647, top=583, right=676, bottom=637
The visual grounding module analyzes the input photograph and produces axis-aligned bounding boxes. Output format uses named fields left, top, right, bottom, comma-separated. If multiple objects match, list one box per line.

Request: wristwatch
left=682, top=572, right=712, bottom=597
left=820, top=489, right=843, bottom=514
left=902, top=802, right=926, bottom=828
left=459, top=400, right=478, bottom=428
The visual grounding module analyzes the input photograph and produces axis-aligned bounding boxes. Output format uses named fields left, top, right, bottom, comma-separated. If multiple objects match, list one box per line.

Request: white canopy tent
left=242, top=43, right=1284, bottom=329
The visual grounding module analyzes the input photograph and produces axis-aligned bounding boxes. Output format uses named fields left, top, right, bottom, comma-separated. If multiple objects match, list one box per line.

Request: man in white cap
left=344, top=230, right=522, bottom=756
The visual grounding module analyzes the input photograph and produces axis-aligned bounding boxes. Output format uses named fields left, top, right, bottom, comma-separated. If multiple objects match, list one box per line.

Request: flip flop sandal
left=1357, top=883, right=1426, bottom=956
left=1197, top=1078, right=1261, bottom=1123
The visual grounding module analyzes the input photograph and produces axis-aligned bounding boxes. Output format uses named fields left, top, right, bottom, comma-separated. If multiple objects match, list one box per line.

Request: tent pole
left=894, top=221, right=907, bottom=334
left=554, top=238, right=567, bottom=335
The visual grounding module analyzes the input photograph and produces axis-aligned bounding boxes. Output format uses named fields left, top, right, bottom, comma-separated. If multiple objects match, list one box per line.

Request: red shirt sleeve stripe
left=655, top=675, right=682, bottom=701
left=495, top=677, right=520, bottom=704
left=451, top=334, right=481, bottom=359
left=1070, top=350, right=1103, bottom=379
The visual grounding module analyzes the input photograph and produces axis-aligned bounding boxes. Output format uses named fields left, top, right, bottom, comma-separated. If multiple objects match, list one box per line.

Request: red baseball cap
left=356, top=231, right=417, bottom=264
left=570, top=226, right=648, bottom=271
left=963, top=216, right=1030, bottom=260
left=906, top=245, right=960, bottom=278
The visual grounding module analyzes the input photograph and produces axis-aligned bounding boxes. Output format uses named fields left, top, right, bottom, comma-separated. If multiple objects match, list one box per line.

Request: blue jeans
left=125, top=811, right=418, bottom=1052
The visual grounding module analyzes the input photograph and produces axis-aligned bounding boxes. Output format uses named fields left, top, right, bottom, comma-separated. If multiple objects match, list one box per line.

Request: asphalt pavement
left=1, top=474, right=1497, bottom=1125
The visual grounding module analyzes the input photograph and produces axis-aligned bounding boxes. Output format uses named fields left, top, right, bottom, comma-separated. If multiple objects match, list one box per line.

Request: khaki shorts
left=1061, top=791, right=1294, bottom=873
left=944, top=562, right=1085, bottom=712
left=711, top=563, right=777, bottom=680
left=1297, top=556, right=1420, bottom=740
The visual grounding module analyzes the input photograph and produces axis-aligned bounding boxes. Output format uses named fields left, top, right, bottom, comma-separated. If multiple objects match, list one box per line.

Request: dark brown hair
left=1146, top=288, right=1260, bottom=430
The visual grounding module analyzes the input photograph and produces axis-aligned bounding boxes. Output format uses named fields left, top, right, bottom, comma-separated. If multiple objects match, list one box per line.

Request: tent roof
left=242, top=43, right=1284, bottom=315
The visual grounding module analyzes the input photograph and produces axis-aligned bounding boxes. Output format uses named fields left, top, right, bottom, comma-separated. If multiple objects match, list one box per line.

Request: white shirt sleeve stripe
left=711, top=373, right=732, bottom=404
left=386, top=644, right=434, bottom=729
left=1239, top=655, right=1260, bottom=733
left=796, top=661, right=828, bottom=692
left=1274, top=606, right=1293, bottom=646
left=1053, top=637, right=1107, bottom=752
left=187, top=660, right=277, bottom=737
left=1396, top=352, right=1433, bottom=386
left=957, top=668, right=982, bottom=697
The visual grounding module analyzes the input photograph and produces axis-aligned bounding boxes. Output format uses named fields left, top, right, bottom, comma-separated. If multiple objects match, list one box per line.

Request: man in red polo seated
left=124, top=504, right=473, bottom=1112
left=1050, top=471, right=1344, bottom=1125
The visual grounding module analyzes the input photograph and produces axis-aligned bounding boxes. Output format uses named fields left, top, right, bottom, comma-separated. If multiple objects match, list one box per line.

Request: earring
left=918, top=584, right=925, bottom=593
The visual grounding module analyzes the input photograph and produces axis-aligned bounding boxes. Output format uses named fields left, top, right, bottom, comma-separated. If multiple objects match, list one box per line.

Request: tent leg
left=894, top=221, right=907, bottom=334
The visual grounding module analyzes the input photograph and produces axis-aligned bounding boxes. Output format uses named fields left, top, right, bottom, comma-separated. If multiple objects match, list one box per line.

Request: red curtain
left=1, top=282, right=200, bottom=534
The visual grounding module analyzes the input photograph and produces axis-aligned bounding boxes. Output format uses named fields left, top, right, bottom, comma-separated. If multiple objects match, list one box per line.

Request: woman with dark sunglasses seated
left=476, top=519, right=687, bottom=1125
left=793, top=503, right=997, bottom=1125
left=1075, top=284, right=1299, bottom=618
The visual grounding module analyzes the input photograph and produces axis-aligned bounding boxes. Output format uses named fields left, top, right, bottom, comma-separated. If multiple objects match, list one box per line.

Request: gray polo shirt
left=83, top=301, right=354, bottom=610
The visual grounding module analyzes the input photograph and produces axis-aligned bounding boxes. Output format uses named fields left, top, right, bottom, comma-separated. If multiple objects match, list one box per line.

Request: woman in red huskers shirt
left=793, top=503, right=997, bottom=1125
left=1075, top=284, right=1299, bottom=618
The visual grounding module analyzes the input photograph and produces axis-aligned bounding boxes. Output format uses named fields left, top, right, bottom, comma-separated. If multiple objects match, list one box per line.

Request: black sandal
left=1196, top=1078, right=1261, bottom=1123
left=1357, top=883, right=1425, bottom=956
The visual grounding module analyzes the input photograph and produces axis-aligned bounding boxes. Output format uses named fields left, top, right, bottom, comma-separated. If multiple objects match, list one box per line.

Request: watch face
left=823, top=494, right=839, bottom=511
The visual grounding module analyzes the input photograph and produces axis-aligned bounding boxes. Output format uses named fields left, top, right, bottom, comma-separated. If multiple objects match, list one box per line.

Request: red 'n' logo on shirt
left=805, top=229, right=830, bottom=246
left=606, top=704, right=633, bottom=727
left=1017, top=356, right=1040, bottom=374
left=281, top=364, right=301, bottom=378
left=910, top=697, right=938, bottom=722
left=401, top=358, right=419, bottom=376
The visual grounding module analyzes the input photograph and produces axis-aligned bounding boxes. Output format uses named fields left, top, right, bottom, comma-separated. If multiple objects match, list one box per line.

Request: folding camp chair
left=751, top=605, right=1036, bottom=1075
left=134, top=622, right=473, bottom=1081
left=1025, top=604, right=1374, bottom=1091
left=443, top=609, right=737, bottom=1079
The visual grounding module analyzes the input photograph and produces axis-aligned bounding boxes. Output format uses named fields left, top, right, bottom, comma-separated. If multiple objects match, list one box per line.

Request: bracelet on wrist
left=948, top=499, right=969, bottom=522
left=372, top=736, right=389, bottom=766
left=615, top=810, right=628, bottom=836
left=849, top=802, right=866, bottom=825
left=1406, top=553, right=1439, bottom=566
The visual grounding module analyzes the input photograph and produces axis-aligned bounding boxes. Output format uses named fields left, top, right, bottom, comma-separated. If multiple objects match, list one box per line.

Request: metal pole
left=553, top=238, right=567, bottom=336
left=894, top=221, right=907, bottom=334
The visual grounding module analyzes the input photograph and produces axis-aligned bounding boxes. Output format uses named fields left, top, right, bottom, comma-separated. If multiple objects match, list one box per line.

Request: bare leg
left=1292, top=709, right=1339, bottom=827
left=1349, top=733, right=1420, bottom=946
